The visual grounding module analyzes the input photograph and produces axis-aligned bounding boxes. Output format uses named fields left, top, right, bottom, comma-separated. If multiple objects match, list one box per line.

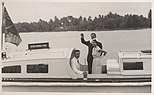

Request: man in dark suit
left=80, top=33, right=102, bottom=74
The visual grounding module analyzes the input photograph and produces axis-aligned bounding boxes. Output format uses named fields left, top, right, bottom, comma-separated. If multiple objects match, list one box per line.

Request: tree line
left=15, top=10, right=152, bottom=32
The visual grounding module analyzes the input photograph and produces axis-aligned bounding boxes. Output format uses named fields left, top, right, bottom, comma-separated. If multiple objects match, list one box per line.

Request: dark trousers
left=87, top=59, right=93, bottom=74
left=102, top=65, right=107, bottom=74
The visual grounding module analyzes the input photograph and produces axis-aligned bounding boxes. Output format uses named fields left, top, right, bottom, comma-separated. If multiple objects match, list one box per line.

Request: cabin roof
left=3, top=48, right=74, bottom=62
left=118, top=51, right=151, bottom=59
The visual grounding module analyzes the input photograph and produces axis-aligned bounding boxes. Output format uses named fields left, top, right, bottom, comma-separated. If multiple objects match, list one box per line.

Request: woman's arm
left=98, top=49, right=107, bottom=57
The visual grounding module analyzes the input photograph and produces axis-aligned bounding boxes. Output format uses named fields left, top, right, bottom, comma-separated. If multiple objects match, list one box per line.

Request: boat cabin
left=2, top=45, right=151, bottom=81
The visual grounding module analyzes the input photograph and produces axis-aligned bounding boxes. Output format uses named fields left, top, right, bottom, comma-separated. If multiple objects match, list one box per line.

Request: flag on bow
left=2, top=6, right=22, bottom=46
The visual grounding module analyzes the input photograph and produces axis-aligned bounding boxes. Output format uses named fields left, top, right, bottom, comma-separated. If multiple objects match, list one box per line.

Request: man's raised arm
left=80, top=33, right=89, bottom=46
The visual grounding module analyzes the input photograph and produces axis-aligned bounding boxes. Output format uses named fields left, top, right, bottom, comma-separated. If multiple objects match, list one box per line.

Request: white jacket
left=71, top=57, right=83, bottom=74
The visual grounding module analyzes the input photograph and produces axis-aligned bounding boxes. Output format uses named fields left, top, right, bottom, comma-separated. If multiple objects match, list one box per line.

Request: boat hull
left=2, top=82, right=151, bottom=93
left=2, top=77, right=151, bottom=82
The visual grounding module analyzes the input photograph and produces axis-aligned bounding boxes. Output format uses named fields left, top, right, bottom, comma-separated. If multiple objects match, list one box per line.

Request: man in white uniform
left=71, top=50, right=87, bottom=75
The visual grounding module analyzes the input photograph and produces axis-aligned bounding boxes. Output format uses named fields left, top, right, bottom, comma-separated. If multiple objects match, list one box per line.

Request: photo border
left=0, top=0, right=153, bottom=95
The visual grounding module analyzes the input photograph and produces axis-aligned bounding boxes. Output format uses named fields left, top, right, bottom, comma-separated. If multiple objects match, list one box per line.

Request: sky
left=3, top=2, right=152, bottom=23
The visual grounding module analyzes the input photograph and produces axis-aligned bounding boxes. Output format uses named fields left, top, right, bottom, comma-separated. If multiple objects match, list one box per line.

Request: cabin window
left=27, top=64, right=48, bottom=73
left=123, top=62, right=143, bottom=70
left=2, top=65, right=21, bottom=73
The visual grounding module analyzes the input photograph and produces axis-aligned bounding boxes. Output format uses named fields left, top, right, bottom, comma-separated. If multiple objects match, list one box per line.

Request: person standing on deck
left=91, top=40, right=107, bottom=74
left=80, top=33, right=102, bottom=74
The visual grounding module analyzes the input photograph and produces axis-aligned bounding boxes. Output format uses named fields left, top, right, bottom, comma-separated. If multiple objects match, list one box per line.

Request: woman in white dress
left=91, top=40, right=107, bottom=74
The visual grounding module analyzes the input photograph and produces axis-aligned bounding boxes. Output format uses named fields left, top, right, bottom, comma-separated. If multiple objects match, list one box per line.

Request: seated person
left=71, top=50, right=87, bottom=75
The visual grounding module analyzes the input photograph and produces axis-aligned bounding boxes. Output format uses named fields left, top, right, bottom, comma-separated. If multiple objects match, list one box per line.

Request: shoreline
left=19, top=28, right=151, bottom=33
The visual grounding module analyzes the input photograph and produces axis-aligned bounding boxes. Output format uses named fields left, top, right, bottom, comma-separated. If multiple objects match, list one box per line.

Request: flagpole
left=0, top=2, right=4, bottom=92
left=0, top=2, right=2, bottom=55
left=1, top=2, right=5, bottom=51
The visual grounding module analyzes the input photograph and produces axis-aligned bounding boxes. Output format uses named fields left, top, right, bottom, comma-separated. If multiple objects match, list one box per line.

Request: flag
left=3, top=6, right=22, bottom=46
